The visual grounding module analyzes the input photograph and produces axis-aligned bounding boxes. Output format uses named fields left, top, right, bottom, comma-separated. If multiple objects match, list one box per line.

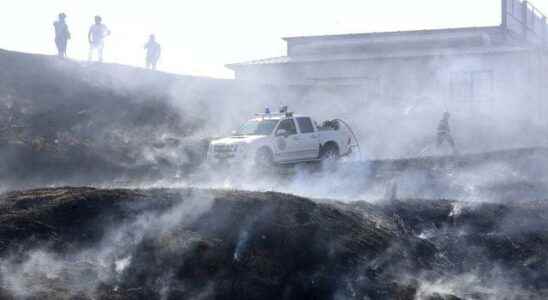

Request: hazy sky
left=2, top=0, right=547, bottom=78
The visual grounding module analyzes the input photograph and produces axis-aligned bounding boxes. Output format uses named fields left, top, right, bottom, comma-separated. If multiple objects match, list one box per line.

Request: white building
left=227, top=0, right=548, bottom=158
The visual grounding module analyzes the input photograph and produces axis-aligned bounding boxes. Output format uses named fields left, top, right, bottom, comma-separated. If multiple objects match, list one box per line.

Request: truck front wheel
left=255, top=147, right=274, bottom=168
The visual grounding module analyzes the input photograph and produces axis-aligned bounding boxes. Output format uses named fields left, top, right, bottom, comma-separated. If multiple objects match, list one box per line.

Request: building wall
left=541, top=50, right=548, bottom=120
left=235, top=51, right=542, bottom=122
left=235, top=53, right=546, bottom=117
left=228, top=0, right=548, bottom=158
left=233, top=50, right=548, bottom=158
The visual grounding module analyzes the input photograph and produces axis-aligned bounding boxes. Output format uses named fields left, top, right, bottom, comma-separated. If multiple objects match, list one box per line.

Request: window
left=277, top=119, right=297, bottom=135
left=451, top=71, right=494, bottom=101
left=296, top=117, right=315, bottom=133
left=235, top=119, right=279, bottom=136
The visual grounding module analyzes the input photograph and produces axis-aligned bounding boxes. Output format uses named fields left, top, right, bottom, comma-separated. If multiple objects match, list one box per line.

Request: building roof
left=281, top=26, right=502, bottom=42
left=226, top=45, right=534, bottom=69
left=227, top=26, right=539, bottom=69
left=228, top=1, right=548, bottom=71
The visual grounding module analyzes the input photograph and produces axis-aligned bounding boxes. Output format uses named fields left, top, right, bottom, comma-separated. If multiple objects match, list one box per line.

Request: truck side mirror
left=276, top=129, right=288, bottom=137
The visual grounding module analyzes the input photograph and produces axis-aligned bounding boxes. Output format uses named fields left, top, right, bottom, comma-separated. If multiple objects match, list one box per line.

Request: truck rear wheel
left=255, top=148, right=274, bottom=168
left=320, top=144, right=339, bottom=170
left=320, top=144, right=339, bottom=161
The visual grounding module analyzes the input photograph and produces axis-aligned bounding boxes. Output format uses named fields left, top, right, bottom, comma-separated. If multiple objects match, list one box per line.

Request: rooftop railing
left=503, top=0, right=547, bottom=47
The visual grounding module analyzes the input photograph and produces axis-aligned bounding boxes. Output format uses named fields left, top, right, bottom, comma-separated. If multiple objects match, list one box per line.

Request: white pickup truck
left=207, top=111, right=356, bottom=166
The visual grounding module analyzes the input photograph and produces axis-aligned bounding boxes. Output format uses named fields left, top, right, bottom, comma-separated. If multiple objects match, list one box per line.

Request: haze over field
left=2, top=0, right=548, bottom=299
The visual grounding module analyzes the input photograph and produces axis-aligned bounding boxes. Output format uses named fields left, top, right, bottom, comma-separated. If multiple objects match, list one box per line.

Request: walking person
left=437, top=112, right=458, bottom=155
left=88, top=16, right=110, bottom=62
left=53, top=13, right=71, bottom=58
left=144, top=34, right=161, bottom=70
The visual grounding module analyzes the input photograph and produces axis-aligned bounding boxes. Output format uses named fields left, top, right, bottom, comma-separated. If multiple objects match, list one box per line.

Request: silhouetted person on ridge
left=88, top=15, right=111, bottom=62
left=144, top=34, right=161, bottom=70
left=53, top=13, right=71, bottom=58
left=437, top=112, right=458, bottom=155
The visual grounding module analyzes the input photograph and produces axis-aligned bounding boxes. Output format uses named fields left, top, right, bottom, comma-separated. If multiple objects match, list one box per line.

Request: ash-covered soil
left=1, top=187, right=548, bottom=299
left=3, top=49, right=548, bottom=300
left=0, top=49, right=211, bottom=189
left=0, top=49, right=281, bottom=190
left=2, top=48, right=548, bottom=205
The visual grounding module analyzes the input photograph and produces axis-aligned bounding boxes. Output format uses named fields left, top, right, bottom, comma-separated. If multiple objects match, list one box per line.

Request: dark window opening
left=297, top=117, right=315, bottom=133
left=277, top=119, right=297, bottom=135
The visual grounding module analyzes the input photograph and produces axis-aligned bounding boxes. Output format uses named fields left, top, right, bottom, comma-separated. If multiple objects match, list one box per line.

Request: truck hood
left=210, top=135, right=268, bottom=146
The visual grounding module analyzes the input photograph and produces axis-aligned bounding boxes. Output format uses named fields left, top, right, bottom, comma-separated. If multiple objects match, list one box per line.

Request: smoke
left=3, top=47, right=548, bottom=201
left=410, top=247, right=541, bottom=300
left=389, top=191, right=548, bottom=299
left=414, top=271, right=518, bottom=300
left=3, top=37, right=548, bottom=299
left=0, top=189, right=214, bottom=298
left=140, top=147, right=548, bottom=206
left=138, top=37, right=548, bottom=204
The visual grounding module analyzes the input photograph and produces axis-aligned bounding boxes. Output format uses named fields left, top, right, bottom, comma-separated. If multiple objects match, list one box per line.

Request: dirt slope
left=2, top=49, right=548, bottom=202
left=0, top=49, right=280, bottom=189
left=1, top=187, right=548, bottom=299
left=0, top=187, right=433, bottom=300
left=0, top=49, right=212, bottom=188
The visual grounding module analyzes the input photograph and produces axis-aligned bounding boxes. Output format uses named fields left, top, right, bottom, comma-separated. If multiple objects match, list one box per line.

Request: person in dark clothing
left=144, top=34, right=161, bottom=70
left=53, top=13, right=71, bottom=58
left=437, top=112, right=458, bottom=154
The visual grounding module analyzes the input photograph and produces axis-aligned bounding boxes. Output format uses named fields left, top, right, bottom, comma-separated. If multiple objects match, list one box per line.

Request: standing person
left=53, top=13, right=71, bottom=58
left=144, top=34, right=161, bottom=70
left=88, top=16, right=111, bottom=62
left=437, top=112, right=458, bottom=155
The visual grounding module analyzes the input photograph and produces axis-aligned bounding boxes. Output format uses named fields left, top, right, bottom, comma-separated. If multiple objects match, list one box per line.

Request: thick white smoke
left=0, top=190, right=214, bottom=298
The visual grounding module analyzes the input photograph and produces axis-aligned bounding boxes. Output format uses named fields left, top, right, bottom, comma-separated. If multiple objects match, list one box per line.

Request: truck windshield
left=235, top=119, right=279, bottom=136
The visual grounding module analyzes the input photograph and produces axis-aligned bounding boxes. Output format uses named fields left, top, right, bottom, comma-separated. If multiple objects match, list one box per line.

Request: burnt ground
left=0, top=49, right=212, bottom=189
left=0, top=187, right=548, bottom=299
left=0, top=49, right=282, bottom=190
left=1, top=48, right=548, bottom=201
left=365, top=147, right=548, bottom=202
left=2, top=50, right=548, bottom=299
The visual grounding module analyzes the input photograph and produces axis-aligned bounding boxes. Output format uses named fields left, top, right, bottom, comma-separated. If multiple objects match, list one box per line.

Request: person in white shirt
left=144, top=34, right=161, bottom=70
left=88, top=16, right=110, bottom=62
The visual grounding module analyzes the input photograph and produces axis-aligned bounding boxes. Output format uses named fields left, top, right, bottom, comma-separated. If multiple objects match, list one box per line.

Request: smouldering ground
left=1, top=187, right=548, bottom=299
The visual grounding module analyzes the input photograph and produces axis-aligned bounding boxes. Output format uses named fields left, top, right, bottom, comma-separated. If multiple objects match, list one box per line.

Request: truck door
left=273, top=118, right=300, bottom=162
left=295, top=117, right=320, bottom=159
